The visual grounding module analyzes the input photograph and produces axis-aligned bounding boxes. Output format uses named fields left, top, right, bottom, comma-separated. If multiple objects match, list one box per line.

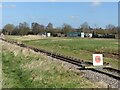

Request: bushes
left=92, top=34, right=115, bottom=38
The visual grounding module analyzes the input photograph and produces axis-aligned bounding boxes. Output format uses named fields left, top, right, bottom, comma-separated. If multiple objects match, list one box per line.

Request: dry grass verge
left=1, top=40, right=104, bottom=88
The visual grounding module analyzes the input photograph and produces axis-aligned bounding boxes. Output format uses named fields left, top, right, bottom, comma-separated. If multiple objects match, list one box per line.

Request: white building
left=0, top=33, right=4, bottom=39
left=47, top=33, right=51, bottom=37
left=89, top=33, right=92, bottom=38
left=81, top=32, right=84, bottom=38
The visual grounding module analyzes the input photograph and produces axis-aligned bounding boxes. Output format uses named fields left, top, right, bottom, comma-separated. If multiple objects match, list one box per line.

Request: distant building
left=56, top=33, right=65, bottom=37
left=81, top=32, right=85, bottom=38
left=85, top=33, right=92, bottom=38
left=0, top=33, right=5, bottom=39
left=47, top=33, right=51, bottom=37
left=67, top=32, right=80, bottom=37
left=85, top=33, right=89, bottom=37
left=115, top=34, right=118, bottom=39
left=89, top=33, right=93, bottom=38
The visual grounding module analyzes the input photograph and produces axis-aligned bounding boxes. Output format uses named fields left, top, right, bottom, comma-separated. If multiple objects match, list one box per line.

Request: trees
left=32, top=22, right=45, bottom=35
left=105, top=24, right=118, bottom=34
left=18, top=22, right=30, bottom=35
left=94, top=28, right=105, bottom=34
left=32, top=23, right=39, bottom=35
left=81, top=22, right=89, bottom=29
left=0, top=29, right=1, bottom=31
left=106, top=24, right=114, bottom=34
left=2, top=22, right=118, bottom=37
left=108, top=27, right=118, bottom=34
left=12, top=26, right=19, bottom=35
left=106, top=24, right=115, bottom=30
left=2, top=22, right=30, bottom=35
left=80, top=22, right=90, bottom=33
left=62, top=23, right=73, bottom=34
left=2, top=24, right=15, bottom=35
left=46, top=22, right=54, bottom=34
left=46, top=22, right=53, bottom=30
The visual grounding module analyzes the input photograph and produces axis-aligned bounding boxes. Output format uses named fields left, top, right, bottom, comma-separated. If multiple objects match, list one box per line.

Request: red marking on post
left=95, top=56, right=101, bottom=63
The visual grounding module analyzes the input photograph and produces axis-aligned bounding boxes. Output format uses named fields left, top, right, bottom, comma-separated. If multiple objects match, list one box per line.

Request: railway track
left=1, top=38, right=120, bottom=81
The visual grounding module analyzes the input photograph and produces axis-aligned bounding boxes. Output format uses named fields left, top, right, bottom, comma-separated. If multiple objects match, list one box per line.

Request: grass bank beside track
left=1, top=40, right=99, bottom=88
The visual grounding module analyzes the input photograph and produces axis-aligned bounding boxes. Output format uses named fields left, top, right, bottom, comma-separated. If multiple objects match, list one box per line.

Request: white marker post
left=47, top=33, right=51, bottom=37
left=93, top=54, right=103, bottom=66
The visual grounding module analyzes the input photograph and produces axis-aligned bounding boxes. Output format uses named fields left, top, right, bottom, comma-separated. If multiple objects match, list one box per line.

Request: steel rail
left=1, top=38, right=120, bottom=80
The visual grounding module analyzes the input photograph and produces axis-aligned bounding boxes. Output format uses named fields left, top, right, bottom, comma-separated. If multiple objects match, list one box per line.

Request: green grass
left=2, top=51, right=32, bottom=88
left=24, top=37, right=118, bottom=54
left=2, top=49, right=98, bottom=88
left=4, top=35, right=119, bottom=68
left=2, top=36, right=118, bottom=88
left=23, top=37, right=118, bottom=69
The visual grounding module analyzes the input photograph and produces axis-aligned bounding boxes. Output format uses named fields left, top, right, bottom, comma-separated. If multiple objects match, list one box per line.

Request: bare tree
left=32, top=22, right=45, bottom=35
left=18, top=22, right=30, bottom=35
left=106, top=24, right=115, bottom=30
left=62, top=23, right=73, bottom=34
left=3, top=24, right=15, bottom=35
left=46, top=22, right=53, bottom=30
left=80, top=22, right=90, bottom=33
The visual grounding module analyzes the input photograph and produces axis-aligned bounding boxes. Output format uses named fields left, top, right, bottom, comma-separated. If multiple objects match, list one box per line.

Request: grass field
left=5, top=35, right=46, bottom=41
left=24, top=37, right=118, bottom=54
left=1, top=40, right=100, bottom=88
left=4, top=36, right=119, bottom=69
left=22, top=37, right=118, bottom=69
left=2, top=35, right=119, bottom=88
